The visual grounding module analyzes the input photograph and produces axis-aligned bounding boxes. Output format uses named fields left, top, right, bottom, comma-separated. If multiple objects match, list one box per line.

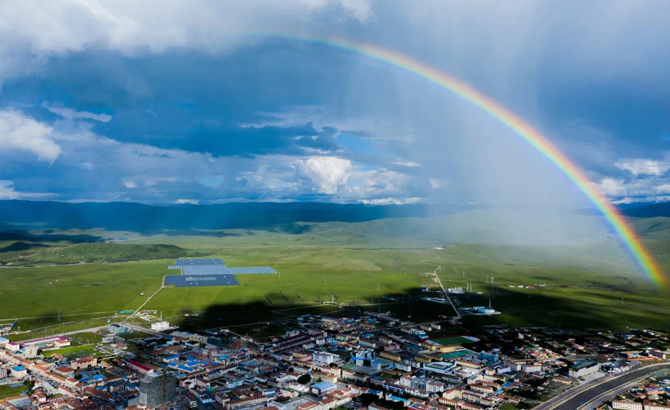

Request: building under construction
left=139, top=371, right=177, bottom=407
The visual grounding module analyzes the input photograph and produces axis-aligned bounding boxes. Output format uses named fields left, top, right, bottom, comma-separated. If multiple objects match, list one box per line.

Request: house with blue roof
left=11, top=366, right=27, bottom=378
left=311, top=381, right=336, bottom=396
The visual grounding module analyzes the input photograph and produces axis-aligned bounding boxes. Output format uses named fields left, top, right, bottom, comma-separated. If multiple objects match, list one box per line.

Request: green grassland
left=0, top=261, right=166, bottom=321
left=42, top=344, right=98, bottom=359
left=0, top=242, right=191, bottom=266
left=0, top=382, right=30, bottom=399
left=1, top=214, right=670, bottom=335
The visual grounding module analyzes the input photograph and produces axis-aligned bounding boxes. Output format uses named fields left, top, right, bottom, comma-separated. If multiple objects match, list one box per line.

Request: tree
left=297, top=374, right=311, bottom=385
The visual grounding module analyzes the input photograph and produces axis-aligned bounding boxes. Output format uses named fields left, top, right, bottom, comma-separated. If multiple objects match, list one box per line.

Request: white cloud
left=0, top=110, right=60, bottom=162
left=80, top=162, right=95, bottom=170
left=0, top=181, right=20, bottom=200
left=241, top=105, right=415, bottom=143
left=596, top=177, right=628, bottom=197
left=298, top=156, right=352, bottom=194
left=429, top=178, right=441, bottom=189
left=144, top=177, right=177, bottom=187
left=612, top=196, right=670, bottom=205
left=393, top=158, right=423, bottom=167
left=175, top=198, right=199, bottom=205
left=339, top=0, right=374, bottom=22
left=361, top=197, right=421, bottom=205
left=0, top=180, right=52, bottom=200
left=615, top=158, right=670, bottom=176
left=43, top=103, right=112, bottom=123
left=121, top=176, right=176, bottom=189
left=123, top=180, right=138, bottom=189
left=595, top=177, right=670, bottom=202
left=0, top=0, right=372, bottom=63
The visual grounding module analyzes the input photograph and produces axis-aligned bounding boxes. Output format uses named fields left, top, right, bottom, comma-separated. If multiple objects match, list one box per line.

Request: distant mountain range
left=620, top=202, right=670, bottom=218
left=0, top=200, right=475, bottom=233
left=0, top=200, right=667, bottom=234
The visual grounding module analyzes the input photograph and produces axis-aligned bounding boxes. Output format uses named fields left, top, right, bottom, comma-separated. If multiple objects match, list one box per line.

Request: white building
left=423, top=361, right=456, bottom=375
left=612, top=401, right=642, bottom=410
left=151, top=321, right=170, bottom=331
left=522, top=363, right=542, bottom=373
left=312, top=351, right=340, bottom=365
left=569, top=360, right=599, bottom=378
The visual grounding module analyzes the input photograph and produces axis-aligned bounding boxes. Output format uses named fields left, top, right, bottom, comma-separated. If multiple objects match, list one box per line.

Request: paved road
left=430, top=265, right=460, bottom=319
left=546, top=364, right=670, bottom=409
left=534, top=373, right=608, bottom=410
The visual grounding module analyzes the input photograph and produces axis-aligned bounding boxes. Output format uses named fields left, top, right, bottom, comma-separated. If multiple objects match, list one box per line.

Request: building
left=108, top=324, right=127, bottom=335
left=311, top=382, right=337, bottom=396
left=71, top=356, right=97, bottom=370
left=645, top=404, right=670, bottom=410
left=0, top=367, right=7, bottom=379
left=11, top=366, right=27, bottom=378
left=139, top=371, right=177, bottom=407
left=650, top=350, right=670, bottom=360
left=478, top=351, right=499, bottom=364
left=569, top=360, right=600, bottom=378
left=151, top=321, right=170, bottom=331
left=312, top=351, right=340, bottom=365
left=522, top=363, right=542, bottom=373
left=612, top=401, right=643, bottom=410
left=423, top=361, right=456, bottom=375
left=127, top=359, right=155, bottom=375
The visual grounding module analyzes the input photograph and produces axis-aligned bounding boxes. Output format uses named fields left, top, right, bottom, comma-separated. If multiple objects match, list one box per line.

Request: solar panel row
left=172, top=265, right=276, bottom=275
left=164, top=274, right=240, bottom=287
left=175, top=258, right=226, bottom=266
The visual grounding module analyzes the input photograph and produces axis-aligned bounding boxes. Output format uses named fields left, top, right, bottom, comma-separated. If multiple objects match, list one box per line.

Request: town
left=2, top=310, right=670, bottom=410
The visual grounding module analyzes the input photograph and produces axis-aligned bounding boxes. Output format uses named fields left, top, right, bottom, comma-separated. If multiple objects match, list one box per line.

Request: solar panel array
left=171, top=258, right=276, bottom=276
left=165, top=258, right=275, bottom=287
left=176, top=258, right=226, bottom=266
left=164, top=274, right=240, bottom=287
left=218, top=267, right=276, bottom=274
left=174, top=265, right=228, bottom=275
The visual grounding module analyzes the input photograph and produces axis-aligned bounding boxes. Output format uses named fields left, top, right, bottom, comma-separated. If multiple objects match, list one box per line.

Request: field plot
left=0, top=260, right=167, bottom=321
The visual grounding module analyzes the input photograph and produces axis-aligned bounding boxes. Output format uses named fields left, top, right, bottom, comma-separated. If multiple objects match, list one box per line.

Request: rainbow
left=261, top=34, right=665, bottom=287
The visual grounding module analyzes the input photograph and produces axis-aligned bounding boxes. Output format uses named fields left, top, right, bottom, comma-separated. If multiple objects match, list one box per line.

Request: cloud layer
left=0, top=1, right=668, bottom=209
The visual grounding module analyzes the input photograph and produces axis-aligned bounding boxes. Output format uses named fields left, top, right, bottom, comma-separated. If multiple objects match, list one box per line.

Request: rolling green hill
left=0, top=243, right=190, bottom=265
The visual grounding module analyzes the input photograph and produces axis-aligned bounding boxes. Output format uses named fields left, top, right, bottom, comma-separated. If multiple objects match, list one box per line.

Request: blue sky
left=0, top=1, right=669, bottom=206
